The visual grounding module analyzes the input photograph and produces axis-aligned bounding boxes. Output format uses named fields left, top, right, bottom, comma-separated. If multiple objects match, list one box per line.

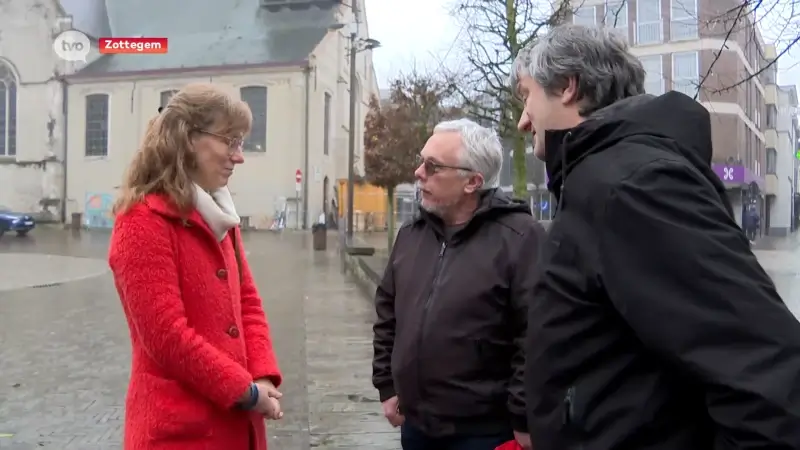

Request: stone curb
left=343, top=252, right=381, bottom=302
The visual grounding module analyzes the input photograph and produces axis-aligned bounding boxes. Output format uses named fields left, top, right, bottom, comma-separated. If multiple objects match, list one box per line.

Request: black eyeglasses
left=416, top=155, right=472, bottom=177
left=196, top=130, right=244, bottom=154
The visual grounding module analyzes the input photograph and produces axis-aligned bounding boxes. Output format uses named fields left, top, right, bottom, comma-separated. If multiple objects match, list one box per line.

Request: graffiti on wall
left=84, top=192, right=114, bottom=229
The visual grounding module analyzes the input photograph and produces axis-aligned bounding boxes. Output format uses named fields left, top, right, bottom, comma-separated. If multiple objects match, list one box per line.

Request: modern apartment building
left=572, top=0, right=769, bottom=227
left=763, top=82, right=798, bottom=235
left=763, top=45, right=800, bottom=234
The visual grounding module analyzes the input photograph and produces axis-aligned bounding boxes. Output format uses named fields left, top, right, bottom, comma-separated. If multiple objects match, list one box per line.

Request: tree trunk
left=505, top=0, right=527, bottom=199
left=387, top=185, right=396, bottom=252
left=512, top=132, right=527, bottom=198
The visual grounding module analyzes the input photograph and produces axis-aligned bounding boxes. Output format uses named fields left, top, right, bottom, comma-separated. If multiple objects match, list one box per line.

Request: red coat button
left=217, top=269, right=227, bottom=279
left=227, top=325, right=240, bottom=338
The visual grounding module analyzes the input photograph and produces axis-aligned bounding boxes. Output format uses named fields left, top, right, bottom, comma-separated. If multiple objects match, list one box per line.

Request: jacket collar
left=143, top=193, right=215, bottom=238
left=416, top=189, right=530, bottom=241
left=143, top=193, right=183, bottom=219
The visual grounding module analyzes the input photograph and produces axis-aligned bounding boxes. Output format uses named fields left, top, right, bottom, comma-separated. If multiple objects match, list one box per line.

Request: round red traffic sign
left=295, top=169, right=302, bottom=183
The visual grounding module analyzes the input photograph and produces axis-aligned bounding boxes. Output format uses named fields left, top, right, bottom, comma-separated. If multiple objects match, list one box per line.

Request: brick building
left=572, top=0, right=769, bottom=226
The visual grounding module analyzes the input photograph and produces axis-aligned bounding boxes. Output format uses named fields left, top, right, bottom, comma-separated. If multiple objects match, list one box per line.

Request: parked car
left=0, top=206, right=35, bottom=237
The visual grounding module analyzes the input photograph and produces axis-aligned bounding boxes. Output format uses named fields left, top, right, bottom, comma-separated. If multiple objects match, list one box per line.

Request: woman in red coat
left=108, top=83, right=282, bottom=450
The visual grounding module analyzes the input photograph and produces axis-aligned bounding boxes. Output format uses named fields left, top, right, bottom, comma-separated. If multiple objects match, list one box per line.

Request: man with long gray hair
left=513, top=24, right=800, bottom=448
left=372, top=118, right=545, bottom=449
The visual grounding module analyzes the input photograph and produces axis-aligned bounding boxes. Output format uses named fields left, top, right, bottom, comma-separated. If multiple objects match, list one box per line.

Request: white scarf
left=193, top=184, right=240, bottom=241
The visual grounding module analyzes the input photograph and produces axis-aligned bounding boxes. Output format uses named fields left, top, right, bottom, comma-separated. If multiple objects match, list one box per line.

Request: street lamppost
left=328, top=22, right=380, bottom=241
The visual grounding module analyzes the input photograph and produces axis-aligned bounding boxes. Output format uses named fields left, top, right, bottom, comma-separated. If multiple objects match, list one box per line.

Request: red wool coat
left=108, top=194, right=282, bottom=450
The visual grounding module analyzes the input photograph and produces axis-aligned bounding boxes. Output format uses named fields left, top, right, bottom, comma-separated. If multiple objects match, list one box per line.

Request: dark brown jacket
left=372, top=189, right=545, bottom=437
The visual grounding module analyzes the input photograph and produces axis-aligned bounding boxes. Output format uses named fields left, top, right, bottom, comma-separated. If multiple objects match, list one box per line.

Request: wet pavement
left=0, top=229, right=399, bottom=450
left=753, top=248, right=800, bottom=317
left=0, top=229, right=798, bottom=450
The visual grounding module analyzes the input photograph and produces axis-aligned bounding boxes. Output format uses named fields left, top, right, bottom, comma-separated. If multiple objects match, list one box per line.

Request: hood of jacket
left=543, top=91, right=721, bottom=203
left=418, top=188, right=531, bottom=238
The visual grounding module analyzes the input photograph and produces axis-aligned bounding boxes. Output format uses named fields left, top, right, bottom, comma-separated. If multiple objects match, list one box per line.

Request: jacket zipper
left=415, top=240, right=448, bottom=406
left=554, top=131, right=572, bottom=219
left=424, top=241, right=447, bottom=310
left=563, top=386, right=576, bottom=426
left=563, top=385, right=585, bottom=448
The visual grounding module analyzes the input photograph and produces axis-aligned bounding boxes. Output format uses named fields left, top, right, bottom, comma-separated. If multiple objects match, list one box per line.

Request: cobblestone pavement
left=0, top=229, right=399, bottom=450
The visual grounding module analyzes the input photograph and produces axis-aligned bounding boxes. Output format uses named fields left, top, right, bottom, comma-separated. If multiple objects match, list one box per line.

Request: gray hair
left=433, top=118, right=503, bottom=190
left=509, top=24, right=646, bottom=116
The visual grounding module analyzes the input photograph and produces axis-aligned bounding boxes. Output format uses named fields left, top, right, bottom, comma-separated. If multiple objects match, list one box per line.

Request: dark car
left=0, top=206, right=35, bottom=237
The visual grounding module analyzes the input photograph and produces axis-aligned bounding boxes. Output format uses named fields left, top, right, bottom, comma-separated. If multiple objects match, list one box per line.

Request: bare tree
left=669, top=0, right=799, bottom=98
left=445, top=0, right=797, bottom=200
left=442, top=0, right=574, bottom=198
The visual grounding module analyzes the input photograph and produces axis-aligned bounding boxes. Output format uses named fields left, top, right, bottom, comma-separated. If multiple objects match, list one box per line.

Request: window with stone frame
left=0, top=61, right=17, bottom=157
left=240, top=86, right=267, bottom=152
left=160, top=90, right=179, bottom=108
left=324, top=92, right=332, bottom=155
left=85, top=94, right=109, bottom=157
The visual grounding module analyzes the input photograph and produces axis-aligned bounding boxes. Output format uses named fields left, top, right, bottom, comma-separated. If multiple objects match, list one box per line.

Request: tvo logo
left=53, top=30, right=91, bottom=62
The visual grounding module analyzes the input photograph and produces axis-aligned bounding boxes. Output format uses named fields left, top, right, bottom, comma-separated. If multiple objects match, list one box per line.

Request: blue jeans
left=400, top=422, right=514, bottom=450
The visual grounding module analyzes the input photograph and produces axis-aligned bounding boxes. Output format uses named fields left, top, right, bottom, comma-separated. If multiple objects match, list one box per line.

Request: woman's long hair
left=113, top=83, right=252, bottom=216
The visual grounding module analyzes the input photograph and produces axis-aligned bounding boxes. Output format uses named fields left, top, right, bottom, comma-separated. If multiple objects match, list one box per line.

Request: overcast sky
left=363, top=0, right=461, bottom=86
left=363, top=0, right=800, bottom=90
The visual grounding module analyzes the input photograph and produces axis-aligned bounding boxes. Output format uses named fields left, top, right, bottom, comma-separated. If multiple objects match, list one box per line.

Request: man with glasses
left=372, top=118, right=545, bottom=450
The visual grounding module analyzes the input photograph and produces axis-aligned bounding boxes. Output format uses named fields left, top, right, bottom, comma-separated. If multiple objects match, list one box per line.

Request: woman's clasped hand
left=255, top=379, right=283, bottom=420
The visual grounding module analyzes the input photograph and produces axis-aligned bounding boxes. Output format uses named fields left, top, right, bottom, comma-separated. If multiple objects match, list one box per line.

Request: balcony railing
left=671, top=18, right=698, bottom=40
left=636, top=21, right=662, bottom=45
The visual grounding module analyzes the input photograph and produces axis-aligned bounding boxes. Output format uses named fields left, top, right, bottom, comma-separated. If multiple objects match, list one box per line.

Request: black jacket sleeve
left=508, top=221, right=546, bottom=433
left=599, top=160, right=800, bottom=447
left=372, top=231, right=401, bottom=402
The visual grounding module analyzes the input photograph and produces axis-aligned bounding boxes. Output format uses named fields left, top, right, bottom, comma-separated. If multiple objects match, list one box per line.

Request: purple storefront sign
left=711, top=163, right=765, bottom=190
left=711, top=164, right=745, bottom=184
left=544, top=163, right=762, bottom=189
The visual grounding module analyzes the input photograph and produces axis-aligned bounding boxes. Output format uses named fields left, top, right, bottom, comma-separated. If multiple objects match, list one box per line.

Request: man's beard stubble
left=416, top=182, right=459, bottom=219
